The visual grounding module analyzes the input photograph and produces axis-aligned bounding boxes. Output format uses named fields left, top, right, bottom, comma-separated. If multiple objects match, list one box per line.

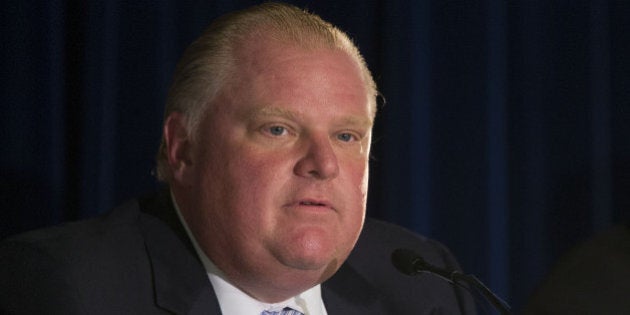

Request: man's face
left=176, top=39, right=373, bottom=297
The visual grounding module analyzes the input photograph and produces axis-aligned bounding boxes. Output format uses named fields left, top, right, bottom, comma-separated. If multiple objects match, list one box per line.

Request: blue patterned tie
left=261, top=306, right=304, bottom=315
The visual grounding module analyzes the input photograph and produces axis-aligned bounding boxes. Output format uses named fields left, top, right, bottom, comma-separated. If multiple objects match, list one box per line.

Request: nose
left=293, top=135, right=339, bottom=180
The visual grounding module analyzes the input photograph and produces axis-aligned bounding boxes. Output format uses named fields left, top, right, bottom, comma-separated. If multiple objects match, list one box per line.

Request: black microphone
left=391, top=248, right=512, bottom=315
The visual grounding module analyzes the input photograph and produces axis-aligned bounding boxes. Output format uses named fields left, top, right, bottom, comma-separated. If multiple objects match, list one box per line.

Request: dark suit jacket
left=1, top=191, right=476, bottom=314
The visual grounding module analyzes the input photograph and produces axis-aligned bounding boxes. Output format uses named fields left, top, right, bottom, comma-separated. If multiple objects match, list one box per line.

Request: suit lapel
left=322, top=263, right=388, bottom=314
left=138, top=190, right=223, bottom=315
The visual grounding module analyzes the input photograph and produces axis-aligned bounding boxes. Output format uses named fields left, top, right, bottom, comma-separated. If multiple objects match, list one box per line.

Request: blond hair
left=155, top=2, right=377, bottom=181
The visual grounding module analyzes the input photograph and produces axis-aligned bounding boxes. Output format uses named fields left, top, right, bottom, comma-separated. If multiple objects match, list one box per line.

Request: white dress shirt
left=172, top=192, right=328, bottom=315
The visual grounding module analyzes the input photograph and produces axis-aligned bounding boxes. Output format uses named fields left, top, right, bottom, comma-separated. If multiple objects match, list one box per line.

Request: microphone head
left=391, top=248, right=424, bottom=275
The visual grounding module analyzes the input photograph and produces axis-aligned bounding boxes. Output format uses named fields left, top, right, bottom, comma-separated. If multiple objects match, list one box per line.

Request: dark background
left=2, top=0, right=629, bottom=311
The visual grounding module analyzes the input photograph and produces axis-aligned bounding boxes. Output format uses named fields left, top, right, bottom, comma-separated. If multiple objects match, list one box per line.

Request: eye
left=336, top=132, right=356, bottom=142
left=265, top=125, right=288, bottom=136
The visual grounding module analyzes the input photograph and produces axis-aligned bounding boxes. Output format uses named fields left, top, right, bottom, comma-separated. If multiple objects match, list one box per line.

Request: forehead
left=234, top=35, right=349, bottom=73
left=225, top=37, right=374, bottom=118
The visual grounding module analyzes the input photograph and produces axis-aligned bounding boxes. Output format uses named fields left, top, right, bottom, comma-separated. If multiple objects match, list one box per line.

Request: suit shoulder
left=0, top=199, right=153, bottom=314
left=0, top=199, right=149, bottom=289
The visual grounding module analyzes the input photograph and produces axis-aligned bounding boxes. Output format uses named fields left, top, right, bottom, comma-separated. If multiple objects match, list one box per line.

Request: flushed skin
left=166, top=39, right=373, bottom=302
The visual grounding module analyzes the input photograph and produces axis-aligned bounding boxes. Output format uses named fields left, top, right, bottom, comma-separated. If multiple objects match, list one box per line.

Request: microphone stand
left=449, top=272, right=512, bottom=315
left=392, top=249, right=512, bottom=315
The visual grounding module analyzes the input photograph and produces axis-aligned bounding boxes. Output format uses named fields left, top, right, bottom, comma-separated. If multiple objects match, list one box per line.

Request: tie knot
left=261, top=306, right=304, bottom=315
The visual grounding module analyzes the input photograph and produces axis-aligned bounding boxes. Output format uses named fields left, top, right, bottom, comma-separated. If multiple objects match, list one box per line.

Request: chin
left=274, top=242, right=335, bottom=270
left=288, top=255, right=333, bottom=270
left=274, top=226, right=353, bottom=271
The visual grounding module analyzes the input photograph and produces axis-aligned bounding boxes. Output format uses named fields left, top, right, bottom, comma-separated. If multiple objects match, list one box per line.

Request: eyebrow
left=246, top=106, right=374, bottom=128
left=340, top=115, right=374, bottom=128
left=247, top=106, right=298, bottom=120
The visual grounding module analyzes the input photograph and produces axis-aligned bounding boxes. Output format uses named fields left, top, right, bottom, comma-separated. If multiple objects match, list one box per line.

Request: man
left=1, top=3, right=475, bottom=314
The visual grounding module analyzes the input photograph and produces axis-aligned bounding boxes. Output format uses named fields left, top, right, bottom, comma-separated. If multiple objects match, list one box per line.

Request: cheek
left=337, top=159, right=369, bottom=228
left=343, top=157, right=370, bottom=196
left=231, top=150, right=291, bottom=194
left=210, top=147, right=291, bottom=215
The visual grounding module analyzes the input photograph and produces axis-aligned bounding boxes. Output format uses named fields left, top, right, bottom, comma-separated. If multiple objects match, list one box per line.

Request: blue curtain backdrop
left=2, top=0, right=629, bottom=310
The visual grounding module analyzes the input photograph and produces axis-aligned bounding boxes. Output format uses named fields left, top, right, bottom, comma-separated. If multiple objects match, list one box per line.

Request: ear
left=163, top=112, right=193, bottom=184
